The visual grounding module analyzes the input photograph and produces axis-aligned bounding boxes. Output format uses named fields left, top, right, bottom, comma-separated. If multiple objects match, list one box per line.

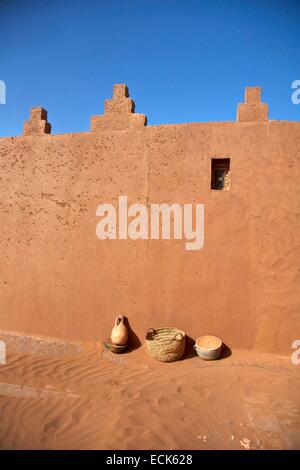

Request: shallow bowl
left=103, top=338, right=127, bottom=354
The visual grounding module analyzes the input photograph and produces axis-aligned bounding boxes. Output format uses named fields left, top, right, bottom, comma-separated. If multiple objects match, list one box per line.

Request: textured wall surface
left=0, top=85, right=299, bottom=353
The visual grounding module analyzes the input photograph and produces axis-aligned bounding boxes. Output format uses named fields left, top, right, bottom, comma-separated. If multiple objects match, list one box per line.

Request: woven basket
left=145, top=327, right=186, bottom=362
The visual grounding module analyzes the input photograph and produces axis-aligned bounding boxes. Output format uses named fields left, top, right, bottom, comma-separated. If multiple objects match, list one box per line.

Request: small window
left=211, top=158, right=230, bottom=190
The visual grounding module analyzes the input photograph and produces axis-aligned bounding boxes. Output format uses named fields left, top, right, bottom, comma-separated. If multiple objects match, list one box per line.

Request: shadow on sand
left=219, top=343, right=232, bottom=359
left=181, top=335, right=197, bottom=360
left=123, top=317, right=142, bottom=353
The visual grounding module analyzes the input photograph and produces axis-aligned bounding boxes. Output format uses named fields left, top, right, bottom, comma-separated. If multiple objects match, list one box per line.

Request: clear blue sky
left=0, top=0, right=299, bottom=136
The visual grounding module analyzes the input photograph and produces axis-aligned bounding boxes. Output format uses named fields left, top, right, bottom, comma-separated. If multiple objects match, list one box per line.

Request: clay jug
left=111, top=315, right=128, bottom=346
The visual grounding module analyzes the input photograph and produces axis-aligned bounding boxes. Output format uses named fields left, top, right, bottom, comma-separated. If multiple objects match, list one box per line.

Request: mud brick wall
left=0, top=84, right=299, bottom=353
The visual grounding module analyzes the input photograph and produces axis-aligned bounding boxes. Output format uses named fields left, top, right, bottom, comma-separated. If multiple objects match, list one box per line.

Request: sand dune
left=0, top=344, right=299, bottom=450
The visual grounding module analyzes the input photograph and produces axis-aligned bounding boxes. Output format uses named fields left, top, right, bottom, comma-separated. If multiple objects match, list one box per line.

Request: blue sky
left=0, top=0, right=299, bottom=136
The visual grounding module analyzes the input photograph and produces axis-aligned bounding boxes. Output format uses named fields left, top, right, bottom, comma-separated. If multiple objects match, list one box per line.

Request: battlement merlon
left=91, top=84, right=147, bottom=131
left=237, top=87, right=268, bottom=122
left=23, top=107, right=52, bottom=136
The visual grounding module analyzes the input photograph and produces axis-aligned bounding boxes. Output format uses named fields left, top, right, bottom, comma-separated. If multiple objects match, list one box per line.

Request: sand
left=0, top=344, right=299, bottom=450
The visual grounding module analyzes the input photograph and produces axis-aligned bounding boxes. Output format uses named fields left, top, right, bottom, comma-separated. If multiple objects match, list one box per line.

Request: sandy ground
left=0, top=344, right=299, bottom=450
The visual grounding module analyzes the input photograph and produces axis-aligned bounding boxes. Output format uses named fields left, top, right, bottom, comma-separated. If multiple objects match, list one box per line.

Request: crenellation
left=23, top=106, right=52, bottom=136
left=5, top=85, right=274, bottom=138
left=237, top=86, right=268, bottom=122
left=91, top=83, right=147, bottom=131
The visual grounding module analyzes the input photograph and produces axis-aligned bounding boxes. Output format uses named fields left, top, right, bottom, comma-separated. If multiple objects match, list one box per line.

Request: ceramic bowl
left=194, top=335, right=222, bottom=360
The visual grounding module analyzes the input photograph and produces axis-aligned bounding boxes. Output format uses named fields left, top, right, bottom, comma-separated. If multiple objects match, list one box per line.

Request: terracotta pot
left=111, top=315, right=128, bottom=346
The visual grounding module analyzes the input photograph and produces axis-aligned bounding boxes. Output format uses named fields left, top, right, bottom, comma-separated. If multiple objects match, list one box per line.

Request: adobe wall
left=0, top=84, right=299, bottom=353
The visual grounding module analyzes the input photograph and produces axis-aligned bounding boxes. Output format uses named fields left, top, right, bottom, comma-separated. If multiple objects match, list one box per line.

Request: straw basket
left=145, top=327, right=186, bottom=362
